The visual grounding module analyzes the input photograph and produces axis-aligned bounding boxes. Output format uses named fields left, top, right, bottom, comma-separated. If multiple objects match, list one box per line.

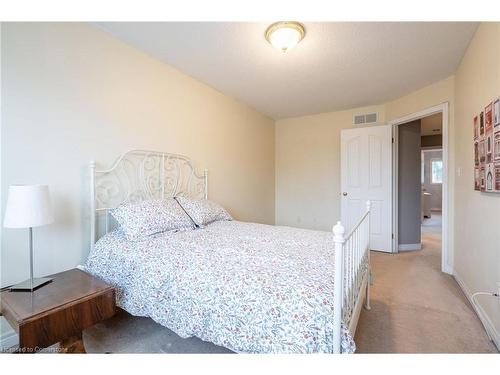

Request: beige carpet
left=354, top=213, right=498, bottom=353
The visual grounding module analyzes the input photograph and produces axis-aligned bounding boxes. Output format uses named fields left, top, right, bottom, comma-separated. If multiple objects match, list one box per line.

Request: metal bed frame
left=89, top=149, right=371, bottom=353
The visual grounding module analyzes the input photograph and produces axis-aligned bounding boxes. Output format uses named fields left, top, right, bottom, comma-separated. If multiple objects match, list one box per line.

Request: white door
left=341, top=125, right=392, bottom=252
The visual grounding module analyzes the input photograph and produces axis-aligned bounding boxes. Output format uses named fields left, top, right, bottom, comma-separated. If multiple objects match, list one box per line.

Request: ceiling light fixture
left=265, top=21, right=305, bottom=53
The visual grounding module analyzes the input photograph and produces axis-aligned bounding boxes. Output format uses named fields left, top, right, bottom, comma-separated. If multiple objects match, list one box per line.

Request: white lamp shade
left=3, top=185, right=54, bottom=228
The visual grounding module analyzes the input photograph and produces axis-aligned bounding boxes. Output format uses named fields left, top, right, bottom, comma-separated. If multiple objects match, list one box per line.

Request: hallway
left=355, top=212, right=497, bottom=353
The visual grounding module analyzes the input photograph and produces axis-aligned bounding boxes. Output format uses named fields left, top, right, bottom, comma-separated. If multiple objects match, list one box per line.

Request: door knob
left=343, top=192, right=348, bottom=196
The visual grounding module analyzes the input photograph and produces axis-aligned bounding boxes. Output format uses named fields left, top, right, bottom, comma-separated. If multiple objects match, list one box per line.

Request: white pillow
left=111, top=198, right=194, bottom=241
left=175, top=196, right=232, bottom=228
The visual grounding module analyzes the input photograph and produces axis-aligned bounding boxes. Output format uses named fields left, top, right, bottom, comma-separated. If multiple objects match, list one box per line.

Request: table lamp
left=3, top=185, right=54, bottom=291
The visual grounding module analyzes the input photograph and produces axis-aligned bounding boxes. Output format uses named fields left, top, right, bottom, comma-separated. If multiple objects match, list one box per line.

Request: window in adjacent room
left=431, top=158, right=443, bottom=184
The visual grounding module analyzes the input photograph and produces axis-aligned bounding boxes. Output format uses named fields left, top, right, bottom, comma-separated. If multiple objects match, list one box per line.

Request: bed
left=85, top=150, right=372, bottom=353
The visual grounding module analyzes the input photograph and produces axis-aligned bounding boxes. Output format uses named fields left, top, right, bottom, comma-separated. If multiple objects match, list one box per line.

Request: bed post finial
left=90, top=161, right=96, bottom=252
left=333, top=221, right=345, bottom=240
left=332, top=221, right=345, bottom=354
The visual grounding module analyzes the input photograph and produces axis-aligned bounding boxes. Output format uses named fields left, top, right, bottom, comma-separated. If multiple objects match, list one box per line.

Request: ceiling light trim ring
left=265, top=21, right=306, bottom=41
left=265, top=21, right=306, bottom=52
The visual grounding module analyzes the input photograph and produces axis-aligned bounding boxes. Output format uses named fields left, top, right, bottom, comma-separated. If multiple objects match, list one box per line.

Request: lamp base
left=10, top=277, right=53, bottom=292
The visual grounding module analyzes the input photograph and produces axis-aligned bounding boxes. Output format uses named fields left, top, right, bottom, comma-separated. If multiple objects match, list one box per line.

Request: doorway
left=390, top=103, right=450, bottom=274
left=421, top=146, right=443, bottom=234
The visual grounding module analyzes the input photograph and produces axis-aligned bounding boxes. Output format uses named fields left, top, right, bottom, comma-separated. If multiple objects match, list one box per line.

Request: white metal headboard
left=90, top=150, right=207, bottom=250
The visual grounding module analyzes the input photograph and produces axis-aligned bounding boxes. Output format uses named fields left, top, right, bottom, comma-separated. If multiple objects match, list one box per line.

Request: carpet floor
left=84, top=309, right=232, bottom=353
left=84, top=213, right=497, bottom=353
left=355, top=213, right=497, bottom=353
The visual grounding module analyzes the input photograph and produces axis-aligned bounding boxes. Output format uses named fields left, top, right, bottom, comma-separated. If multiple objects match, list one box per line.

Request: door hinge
left=392, top=137, right=394, bottom=143
left=392, top=233, right=394, bottom=239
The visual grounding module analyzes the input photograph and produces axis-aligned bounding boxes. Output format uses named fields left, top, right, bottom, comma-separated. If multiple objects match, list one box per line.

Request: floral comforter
left=84, top=220, right=356, bottom=353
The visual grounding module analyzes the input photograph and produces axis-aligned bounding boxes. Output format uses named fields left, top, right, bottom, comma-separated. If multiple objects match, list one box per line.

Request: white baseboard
left=398, top=243, right=421, bottom=251
left=454, top=271, right=500, bottom=351
left=0, top=329, right=19, bottom=351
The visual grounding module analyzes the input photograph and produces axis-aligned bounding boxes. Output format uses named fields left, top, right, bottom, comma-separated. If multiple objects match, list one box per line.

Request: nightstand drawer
left=18, top=289, right=115, bottom=349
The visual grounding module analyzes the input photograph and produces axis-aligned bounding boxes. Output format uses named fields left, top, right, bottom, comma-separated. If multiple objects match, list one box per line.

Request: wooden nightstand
left=0, top=268, right=115, bottom=353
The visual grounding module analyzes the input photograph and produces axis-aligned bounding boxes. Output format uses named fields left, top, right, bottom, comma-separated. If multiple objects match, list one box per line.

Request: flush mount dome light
left=265, top=21, right=305, bottom=52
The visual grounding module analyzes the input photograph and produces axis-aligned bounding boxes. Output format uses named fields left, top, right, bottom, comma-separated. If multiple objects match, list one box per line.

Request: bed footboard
left=332, top=201, right=371, bottom=353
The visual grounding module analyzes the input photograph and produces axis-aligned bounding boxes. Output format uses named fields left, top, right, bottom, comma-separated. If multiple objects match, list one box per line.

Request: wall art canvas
left=475, top=98, right=500, bottom=193
left=474, top=115, right=480, bottom=190
left=494, top=98, right=500, bottom=127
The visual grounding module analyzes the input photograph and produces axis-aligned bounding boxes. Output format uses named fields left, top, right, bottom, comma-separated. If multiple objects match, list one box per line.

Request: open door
left=341, top=125, right=392, bottom=252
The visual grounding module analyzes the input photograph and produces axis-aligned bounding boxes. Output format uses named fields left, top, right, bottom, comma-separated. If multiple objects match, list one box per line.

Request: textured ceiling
left=95, top=22, right=478, bottom=119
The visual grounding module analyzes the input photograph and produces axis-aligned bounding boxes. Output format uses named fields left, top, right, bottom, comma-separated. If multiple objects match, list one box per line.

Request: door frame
left=389, top=102, right=451, bottom=274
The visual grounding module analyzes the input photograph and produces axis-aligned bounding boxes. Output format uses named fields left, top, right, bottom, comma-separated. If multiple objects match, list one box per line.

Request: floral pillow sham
left=175, top=196, right=232, bottom=228
left=111, top=198, right=195, bottom=241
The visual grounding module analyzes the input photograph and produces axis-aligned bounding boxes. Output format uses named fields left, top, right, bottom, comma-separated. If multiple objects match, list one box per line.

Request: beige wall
left=276, top=75, right=456, bottom=232
left=385, top=76, right=455, bottom=121
left=1, top=24, right=274, bottom=298
left=453, top=22, right=500, bottom=341
left=275, top=105, right=385, bottom=230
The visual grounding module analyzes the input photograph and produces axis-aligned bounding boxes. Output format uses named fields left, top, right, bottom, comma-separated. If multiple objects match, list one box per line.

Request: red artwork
left=485, top=103, right=493, bottom=134
left=485, top=103, right=493, bottom=164
left=494, top=98, right=500, bottom=128
left=474, top=115, right=479, bottom=139
left=480, top=111, right=484, bottom=135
